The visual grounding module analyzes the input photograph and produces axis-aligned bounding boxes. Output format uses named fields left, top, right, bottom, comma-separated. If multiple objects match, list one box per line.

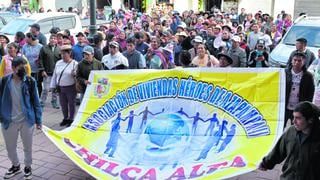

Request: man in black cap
left=72, top=32, right=88, bottom=62
left=29, top=23, right=47, bottom=45
left=286, top=38, right=316, bottom=68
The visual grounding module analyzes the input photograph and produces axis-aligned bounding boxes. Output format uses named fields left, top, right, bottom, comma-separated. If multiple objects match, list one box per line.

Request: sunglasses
left=109, top=45, right=117, bottom=48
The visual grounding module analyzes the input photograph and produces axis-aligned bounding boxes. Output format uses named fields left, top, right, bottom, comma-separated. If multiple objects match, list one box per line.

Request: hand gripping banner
left=43, top=68, right=285, bottom=180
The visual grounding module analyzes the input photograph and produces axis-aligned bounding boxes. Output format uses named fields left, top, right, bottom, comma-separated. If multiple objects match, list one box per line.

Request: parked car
left=81, top=18, right=108, bottom=28
left=0, top=12, right=82, bottom=42
left=270, top=15, right=320, bottom=67
left=0, top=11, right=21, bottom=30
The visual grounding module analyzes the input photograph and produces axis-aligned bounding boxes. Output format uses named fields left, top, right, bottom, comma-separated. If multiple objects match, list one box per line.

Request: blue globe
left=144, top=113, right=190, bottom=148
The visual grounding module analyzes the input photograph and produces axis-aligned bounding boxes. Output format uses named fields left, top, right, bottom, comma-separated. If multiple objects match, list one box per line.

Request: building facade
left=1, top=0, right=318, bottom=19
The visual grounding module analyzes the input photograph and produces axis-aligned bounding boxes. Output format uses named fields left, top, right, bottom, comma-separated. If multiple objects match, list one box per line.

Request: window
left=0, top=18, right=34, bottom=35
left=38, top=20, right=54, bottom=34
left=54, top=17, right=75, bottom=30
left=157, top=0, right=170, bottom=3
left=283, top=26, right=320, bottom=47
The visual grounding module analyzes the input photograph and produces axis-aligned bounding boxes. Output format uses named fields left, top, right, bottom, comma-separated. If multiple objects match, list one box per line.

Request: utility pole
left=88, top=0, right=97, bottom=41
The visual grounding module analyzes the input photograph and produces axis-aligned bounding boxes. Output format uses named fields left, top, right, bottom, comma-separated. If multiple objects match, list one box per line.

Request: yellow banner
left=43, top=68, right=285, bottom=180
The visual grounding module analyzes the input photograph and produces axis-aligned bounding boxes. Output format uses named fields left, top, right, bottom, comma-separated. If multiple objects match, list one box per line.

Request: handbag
left=72, top=61, right=83, bottom=93
left=55, top=62, right=71, bottom=93
left=75, top=80, right=84, bottom=93
left=54, top=85, right=61, bottom=93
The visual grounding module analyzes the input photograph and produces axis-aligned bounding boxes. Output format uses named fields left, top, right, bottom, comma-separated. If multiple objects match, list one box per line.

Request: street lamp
left=88, top=0, right=98, bottom=41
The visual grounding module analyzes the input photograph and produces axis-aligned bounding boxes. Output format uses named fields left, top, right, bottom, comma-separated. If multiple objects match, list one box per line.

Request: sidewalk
left=0, top=105, right=282, bottom=180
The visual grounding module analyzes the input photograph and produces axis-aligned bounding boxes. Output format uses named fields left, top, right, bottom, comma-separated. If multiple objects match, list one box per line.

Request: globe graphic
left=144, top=113, right=190, bottom=151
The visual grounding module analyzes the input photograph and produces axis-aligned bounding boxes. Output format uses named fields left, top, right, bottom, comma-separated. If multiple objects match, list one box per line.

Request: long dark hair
left=294, top=101, right=320, bottom=131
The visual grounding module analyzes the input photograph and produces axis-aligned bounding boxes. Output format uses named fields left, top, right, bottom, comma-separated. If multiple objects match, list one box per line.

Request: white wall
left=112, top=0, right=122, bottom=11
left=41, top=0, right=56, bottom=12
left=274, top=0, right=294, bottom=18
left=237, top=0, right=294, bottom=19
left=1, top=0, right=11, bottom=8
left=174, top=0, right=198, bottom=14
left=238, top=0, right=272, bottom=15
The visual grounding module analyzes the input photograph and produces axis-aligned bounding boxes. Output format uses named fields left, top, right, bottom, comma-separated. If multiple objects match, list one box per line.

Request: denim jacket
left=0, top=74, right=42, bottom=129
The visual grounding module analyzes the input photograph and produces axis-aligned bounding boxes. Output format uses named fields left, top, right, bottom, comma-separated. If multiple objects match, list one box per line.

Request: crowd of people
left=0, top=4, right=320, bottom=180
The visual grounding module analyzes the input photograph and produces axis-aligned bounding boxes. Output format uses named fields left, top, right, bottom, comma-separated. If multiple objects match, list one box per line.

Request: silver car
left=270, top=16, right=320, bottom=67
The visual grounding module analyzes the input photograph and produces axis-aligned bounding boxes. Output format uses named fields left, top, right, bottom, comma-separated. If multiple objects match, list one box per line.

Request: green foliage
left=198, top=0, right=204, bottom=11
left=142, top=0, right=147, bottom=12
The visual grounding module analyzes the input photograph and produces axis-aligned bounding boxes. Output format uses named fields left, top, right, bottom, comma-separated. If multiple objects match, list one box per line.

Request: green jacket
left=76, top=58, right=103, bottom=93
left=261, top=126, right=320, bottom=180
left=38, top=44, right=61, bottom=74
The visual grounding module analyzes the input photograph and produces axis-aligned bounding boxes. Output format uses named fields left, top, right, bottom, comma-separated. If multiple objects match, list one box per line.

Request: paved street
left=0, top=104, right=282, bottom=180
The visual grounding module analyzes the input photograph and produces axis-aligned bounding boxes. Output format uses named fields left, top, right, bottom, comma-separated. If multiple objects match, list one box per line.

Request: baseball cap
left=256, top=39, right=265, bottom=46
left=29, top=23, right=40, bottom=31
left=83, top=46, right=94, bottom=55
left=76, top=32, right=85, bottom=37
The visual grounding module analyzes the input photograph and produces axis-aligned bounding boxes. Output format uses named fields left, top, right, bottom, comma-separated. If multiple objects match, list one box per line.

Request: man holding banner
left=259, top=101, right=320, bottom=180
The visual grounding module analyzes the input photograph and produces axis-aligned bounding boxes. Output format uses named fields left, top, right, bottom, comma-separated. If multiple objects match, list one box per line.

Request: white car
left=270, top=15, right=320, bottom=67
left=0, top=12, right=82, bottom=42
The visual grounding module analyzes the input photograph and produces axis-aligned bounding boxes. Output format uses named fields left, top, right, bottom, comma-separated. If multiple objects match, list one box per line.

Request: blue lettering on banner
left=82, top=76, right=270, bottom=137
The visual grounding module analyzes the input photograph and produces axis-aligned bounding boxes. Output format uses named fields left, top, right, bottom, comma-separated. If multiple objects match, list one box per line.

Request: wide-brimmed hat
left=0, top=33, right=10, bottom=43
left=191, top=35, right=204, bottom=45
left=217, top=53, right=233, bottom=64
left=222, top=25, right=232, bottom=32
left=177, top=22, right=187, bottom=30
left=109, top=41, right=119, bottom=48
left=60, top=44, right=72, bottom=51
left=231, top=35, right=241, bottom=42
left=162, top=43, right=174, bottom=53
left=175, top=31, right=188, bottom=37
